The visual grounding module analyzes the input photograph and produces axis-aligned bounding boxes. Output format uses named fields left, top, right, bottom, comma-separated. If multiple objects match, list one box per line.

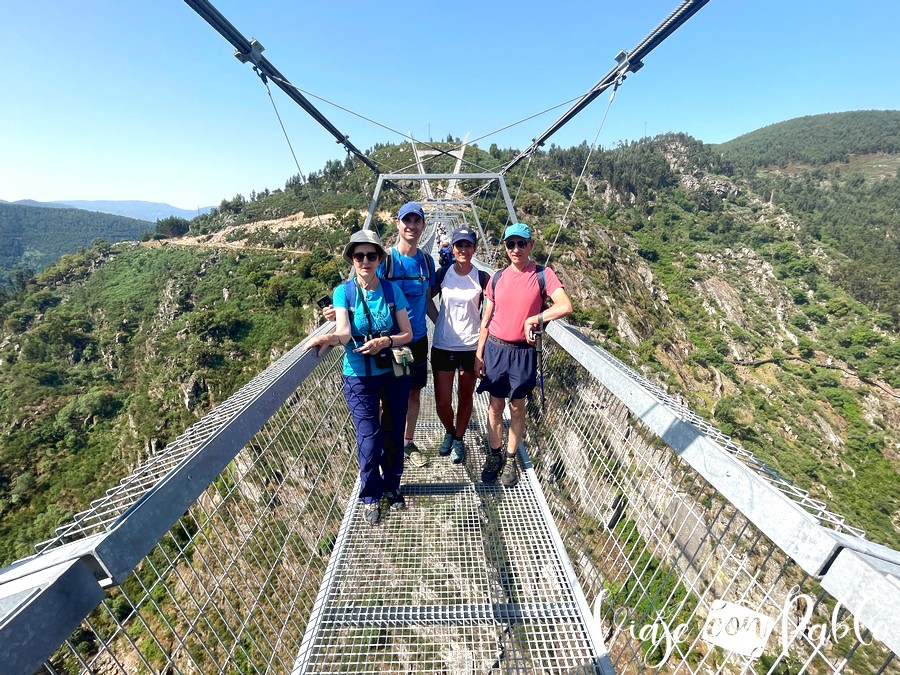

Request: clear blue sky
left=2, top=1, right=897, bottom=211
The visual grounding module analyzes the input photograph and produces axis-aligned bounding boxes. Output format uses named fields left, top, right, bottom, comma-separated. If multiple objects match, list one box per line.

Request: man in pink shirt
left=475, top=223, right=572, bottom=487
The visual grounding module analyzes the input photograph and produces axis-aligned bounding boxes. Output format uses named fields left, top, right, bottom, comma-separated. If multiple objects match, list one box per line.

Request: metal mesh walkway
left=292, top=370, right=607, bottom=672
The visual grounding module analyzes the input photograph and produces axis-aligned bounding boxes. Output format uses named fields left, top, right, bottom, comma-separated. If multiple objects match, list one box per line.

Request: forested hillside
left=0, top=203, right=153, bottom=282
left=1, top=111, right=898, bottom=566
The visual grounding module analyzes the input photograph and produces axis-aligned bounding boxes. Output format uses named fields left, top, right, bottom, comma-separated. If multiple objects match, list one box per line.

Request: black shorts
left=408, top=336, right=429, bottom=389
left=431, top=346, right=477, bottom=373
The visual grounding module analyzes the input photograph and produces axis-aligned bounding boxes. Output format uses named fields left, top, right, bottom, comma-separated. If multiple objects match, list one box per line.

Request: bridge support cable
left=502, top=0, right=711, bottom=174
left=184, top=0, right=380, bottom=176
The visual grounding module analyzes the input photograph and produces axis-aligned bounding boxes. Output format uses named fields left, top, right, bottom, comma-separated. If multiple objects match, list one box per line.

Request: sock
left=454, top=435, right=464, bottom=441
left=490, top=447, right=502, bottom=455
left=404, top=438, right=414, bottom=447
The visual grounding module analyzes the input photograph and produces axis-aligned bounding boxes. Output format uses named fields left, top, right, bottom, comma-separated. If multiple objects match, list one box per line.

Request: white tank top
left=432, top=266, right=483, bottom=350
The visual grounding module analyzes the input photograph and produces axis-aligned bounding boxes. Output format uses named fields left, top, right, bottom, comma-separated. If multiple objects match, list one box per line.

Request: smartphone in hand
left=316, top=295, right=332, bottom=309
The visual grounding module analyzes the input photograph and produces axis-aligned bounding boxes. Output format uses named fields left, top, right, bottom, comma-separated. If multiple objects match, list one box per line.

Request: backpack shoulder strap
left=486, top=267, right=505, bottom=326
left=490, top=267, right=504, bottom=297
left=535, top=264, right=547, bottom=301
left=381, top=279, right=399, bottom=332
left=383, top=247, right=396, bottom=280
left=423, top=250, right=436, bottom=284
left=381, top=278, right=395, bottom=306
left=478, top=270, right=490, bottom=291
left=435, top=264, right=450, bottom=289
left=343, top=279, right=356, bottom=314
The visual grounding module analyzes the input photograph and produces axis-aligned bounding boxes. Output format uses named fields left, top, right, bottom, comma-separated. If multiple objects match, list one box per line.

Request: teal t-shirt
left=333, top=280, right=409, bottom=377
left=378, top=248, right=434, bottom=341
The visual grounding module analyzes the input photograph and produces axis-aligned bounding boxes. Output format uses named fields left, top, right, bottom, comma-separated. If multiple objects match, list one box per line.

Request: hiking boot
left=404, top=442, right=428, bottom=467
left=450, top=439, right=465, bottom=464
left=481, top=451, right=505, bottom=483
left=363, top=502, right=380, bottom=525
left=499, top=454, right=520, bottom=487
left=437, top=432, right=454, bottom=457
left=384, top=490, right=407, bottom=510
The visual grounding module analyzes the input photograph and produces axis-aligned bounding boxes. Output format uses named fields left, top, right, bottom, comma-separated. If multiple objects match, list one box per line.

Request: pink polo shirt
left=486, top=261, right=563, bottom=342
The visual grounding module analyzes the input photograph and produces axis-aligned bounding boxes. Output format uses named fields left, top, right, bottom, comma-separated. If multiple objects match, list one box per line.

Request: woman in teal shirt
left=308, top=230, right=412, bottom=525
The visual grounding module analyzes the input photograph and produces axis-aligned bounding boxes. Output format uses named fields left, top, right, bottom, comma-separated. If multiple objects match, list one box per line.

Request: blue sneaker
left=450, top=439, right=465, bottom=464
left=437, top=432, right=454, bottom=457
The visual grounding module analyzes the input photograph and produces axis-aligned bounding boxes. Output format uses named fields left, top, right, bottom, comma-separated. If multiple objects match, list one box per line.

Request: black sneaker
left=499, top=454, right=520, bottom=487
left=384, top=490, right=407, bottom=510
left=363, top=502, right=380, bottom=525
left=481, top=452, right=505, bottom=483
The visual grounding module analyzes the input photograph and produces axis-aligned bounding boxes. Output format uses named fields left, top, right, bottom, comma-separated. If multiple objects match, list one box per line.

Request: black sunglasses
left=505, top=239, right=529, bottom=250
left=352, top=251, right=380, bottom=262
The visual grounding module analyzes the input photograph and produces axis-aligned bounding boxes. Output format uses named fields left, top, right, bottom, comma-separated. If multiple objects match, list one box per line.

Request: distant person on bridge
left=431, top=226, right=490, bottom=465
left=438, top=239, right=453, bottom=267
left=475, top=223, right=572, bottom=487
left=322, top=202, right=437, bottom=468
left=307, top=229, right=413, bottom=526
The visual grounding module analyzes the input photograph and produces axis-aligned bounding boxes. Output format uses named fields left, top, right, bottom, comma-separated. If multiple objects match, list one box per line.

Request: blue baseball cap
left=398, top=202, right=425, bottom=221
left=503, top=223, right=532, bottom=240
left=450, top=226, right=477, bottom=245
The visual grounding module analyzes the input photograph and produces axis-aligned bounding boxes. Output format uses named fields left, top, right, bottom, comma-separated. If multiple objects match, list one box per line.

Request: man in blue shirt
left=380, top=202, right=437, bottom=467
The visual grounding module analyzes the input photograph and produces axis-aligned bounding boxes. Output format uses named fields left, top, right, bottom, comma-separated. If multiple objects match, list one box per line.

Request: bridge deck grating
left=292, top=375, right=605, bottom=673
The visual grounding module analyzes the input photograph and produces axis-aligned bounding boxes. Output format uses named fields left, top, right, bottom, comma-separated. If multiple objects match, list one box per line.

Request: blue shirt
left=378, top=248, right=435, bottom=341
left=333, top=280, right=409, bottom=377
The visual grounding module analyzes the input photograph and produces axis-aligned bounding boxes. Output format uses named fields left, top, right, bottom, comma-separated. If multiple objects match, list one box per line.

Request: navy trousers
left=343, top=373, right=411, bottom=504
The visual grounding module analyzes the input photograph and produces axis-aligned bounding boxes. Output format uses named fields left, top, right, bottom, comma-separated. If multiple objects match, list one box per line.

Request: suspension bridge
left=2, top=0, right=899, bottom=672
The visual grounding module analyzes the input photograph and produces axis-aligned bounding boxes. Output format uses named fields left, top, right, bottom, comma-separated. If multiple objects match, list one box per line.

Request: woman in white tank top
left=430, top=226, right=489, bottom=465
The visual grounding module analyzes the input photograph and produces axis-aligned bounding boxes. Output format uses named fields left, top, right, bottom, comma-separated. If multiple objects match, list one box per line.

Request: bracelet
left=387, top=336, right=394, bottom=347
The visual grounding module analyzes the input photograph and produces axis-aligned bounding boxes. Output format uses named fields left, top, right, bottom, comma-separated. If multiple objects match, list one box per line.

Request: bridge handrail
left=546, top=318, right=900, bottom=656
left=0, top=324, right=333, bottom=673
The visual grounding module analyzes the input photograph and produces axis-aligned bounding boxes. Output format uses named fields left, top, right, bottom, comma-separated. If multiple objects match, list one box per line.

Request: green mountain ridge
left=1, top=110, right=898, bottom=566
left=0, top=203, right=154, bottom=283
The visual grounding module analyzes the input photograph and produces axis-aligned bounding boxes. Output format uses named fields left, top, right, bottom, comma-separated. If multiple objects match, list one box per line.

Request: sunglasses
left=505, top=239, right=529, bottom=250
left=352, top=251, right=380, bottom=262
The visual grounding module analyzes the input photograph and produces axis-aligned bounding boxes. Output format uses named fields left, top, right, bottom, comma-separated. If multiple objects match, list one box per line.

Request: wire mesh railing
left=34, top=339, right=359, bottom=673
left=530, top=321, right=899, bottom=674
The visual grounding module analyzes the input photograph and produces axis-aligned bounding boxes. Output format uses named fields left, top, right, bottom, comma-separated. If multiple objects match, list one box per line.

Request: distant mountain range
left=2, top=199, right=212, bottom=222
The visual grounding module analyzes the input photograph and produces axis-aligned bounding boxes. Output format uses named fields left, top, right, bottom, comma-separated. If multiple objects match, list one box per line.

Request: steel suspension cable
left=544, top=84, right=619, bottom=267
left=257, top=77, right=353, bottom=261
left=185, top=0, right=379, bottom=175
left=501, top=0, right=710, bottom=174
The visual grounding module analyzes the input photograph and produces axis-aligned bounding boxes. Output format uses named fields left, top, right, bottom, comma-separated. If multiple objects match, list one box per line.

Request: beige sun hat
left=342, top=229, right=387, bottom=265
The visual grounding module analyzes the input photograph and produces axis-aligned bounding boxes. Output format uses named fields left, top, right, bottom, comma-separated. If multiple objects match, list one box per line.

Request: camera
left=373, top=348, right=393, bottom=369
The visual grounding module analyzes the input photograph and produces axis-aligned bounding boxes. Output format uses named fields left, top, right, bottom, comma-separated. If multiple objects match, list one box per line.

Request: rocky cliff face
left=524, top=147, right=899, bottom=544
